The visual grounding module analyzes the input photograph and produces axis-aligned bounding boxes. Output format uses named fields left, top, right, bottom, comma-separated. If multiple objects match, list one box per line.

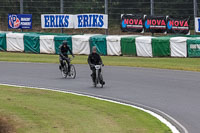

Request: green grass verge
left=0, top=85, right=172, bottom=133
left=0, top=51, right=200, bottom=72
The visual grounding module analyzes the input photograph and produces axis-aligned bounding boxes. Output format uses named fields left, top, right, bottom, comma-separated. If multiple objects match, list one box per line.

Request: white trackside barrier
left=136, top=36, right=154, bottom=57
left=40, top=35, right=55, bottom=54
left=2, top=32, right=196, bottom=59
left=106, top=35, right=137, bottom=56
left=170, top=37, right=188, bottom=57
left=6, top=33, right=25, bottom=52
left=72, top=34, right=94, bottom=55
left=106, top=35, right=122, bottom=56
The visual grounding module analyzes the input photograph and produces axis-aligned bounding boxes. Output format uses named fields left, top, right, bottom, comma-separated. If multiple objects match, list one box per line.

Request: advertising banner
left=74, top=14, right=108, bottom=29
left=167, top=16, right=190, bottom=34
left=187, top=38, right=200, bottom=57
left=8, top=14, right=32, bottom=29
left=195, top=17, right=200, bottom=33
left=41, top=14, right=74, bottom=28
left=121, top=14, right=143, bottom=32
left=187, top=43, right=200, bottom=57
left=144, top=16, right=166, bottom=33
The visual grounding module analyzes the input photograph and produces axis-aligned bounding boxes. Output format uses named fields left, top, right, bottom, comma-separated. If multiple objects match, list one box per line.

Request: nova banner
left=144, top=16, right=166, bottom=33
left=41, top=14, right=74, bottom=28
left=8, top=14, right=32, bottom=29
left=167, top=16, right=190, bottom=34
left=121, top=14, right=143, bottom=32
left=74, top=14, right=108, bottom=29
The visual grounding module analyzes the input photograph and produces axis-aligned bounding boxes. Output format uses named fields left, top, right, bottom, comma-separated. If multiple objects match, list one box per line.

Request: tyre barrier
left=1, top=32, right=200, bottom=57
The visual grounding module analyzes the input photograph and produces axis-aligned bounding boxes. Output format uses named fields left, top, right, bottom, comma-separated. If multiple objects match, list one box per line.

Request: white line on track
left=0, top=83, right=188, bottom=133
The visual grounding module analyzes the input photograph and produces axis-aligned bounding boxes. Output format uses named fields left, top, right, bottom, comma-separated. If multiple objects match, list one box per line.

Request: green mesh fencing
left=54, top=35, right=72, bottom=55
left=89, top=35, right=107, bottom=55
left=0, top=33, right=6, bottom=51
left=121, top=36, right=138, bottom=56
left=24, top=33, right=40, bottom=53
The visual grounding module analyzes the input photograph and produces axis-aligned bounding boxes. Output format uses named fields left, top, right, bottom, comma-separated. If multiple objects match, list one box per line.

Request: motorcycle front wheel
left=69, top=64, right=76, bottom=79
left=61, top=64, right=68, bottom=78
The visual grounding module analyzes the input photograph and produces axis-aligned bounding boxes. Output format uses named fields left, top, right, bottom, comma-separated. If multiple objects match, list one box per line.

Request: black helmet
left=62, top=40, right=68, bottom=46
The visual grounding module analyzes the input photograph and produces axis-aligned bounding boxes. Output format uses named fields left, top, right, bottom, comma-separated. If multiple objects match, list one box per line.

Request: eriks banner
left=74, top=14, right=108, bottom=29
left=41, top=14, right=74, bottom=28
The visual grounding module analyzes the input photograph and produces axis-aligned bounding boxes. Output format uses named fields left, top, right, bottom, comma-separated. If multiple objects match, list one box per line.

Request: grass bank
left=0, top=52, right=200, bottom=72
left=0, top=85, right=171, bottom=133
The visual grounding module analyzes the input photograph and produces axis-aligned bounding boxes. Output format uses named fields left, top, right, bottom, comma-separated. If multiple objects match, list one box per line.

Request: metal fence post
left=150, top=0, right=154, bottom=16
left=150, top=0, right=154, bottom=35
left=60, top=0, right=64, bottom=33
left=105, top=0, right=108, bottom=35
left=20, top=0, right=23, bottom=32
left=194, top=0, right=197, bottom=34
left=20, top=0, right=23, bottom=14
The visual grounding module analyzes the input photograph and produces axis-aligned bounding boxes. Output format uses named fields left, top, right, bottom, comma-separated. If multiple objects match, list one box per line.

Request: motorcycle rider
left=59, top=40, right=74, bottom=73
left=88, top=46, right=105, bottom=85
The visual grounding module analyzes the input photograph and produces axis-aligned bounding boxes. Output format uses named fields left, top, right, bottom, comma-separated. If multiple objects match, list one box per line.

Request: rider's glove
left=64, top=57, right=68, bottom=60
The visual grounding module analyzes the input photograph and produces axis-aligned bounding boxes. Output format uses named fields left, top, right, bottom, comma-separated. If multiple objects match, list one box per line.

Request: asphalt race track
left=0, top=62, right=200, bottom=133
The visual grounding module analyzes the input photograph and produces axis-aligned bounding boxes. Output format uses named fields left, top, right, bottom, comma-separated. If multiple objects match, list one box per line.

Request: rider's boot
left=59, top=65, right=62, bottom=71
left=67, top=70, right=70, bottom=76
left=100, top=80, right=105, bottom=85
left=67, top=65, right=71, bottom=75
left=91, top=74, right=96, bottom=85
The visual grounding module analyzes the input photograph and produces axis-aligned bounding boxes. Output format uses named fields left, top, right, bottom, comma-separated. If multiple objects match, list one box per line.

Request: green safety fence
left=54, top=35, right=72, bottom=54
left=152, top=36, right=171, bottom=57
left=121, top=36, right=138, bottom=56
left=89, top=35, right=107, bottom=55
left=0, top=33, right=6, bottom=51
left=24, top=33, right=40, bottom=53
left=187, top=38, right=200, bottom=57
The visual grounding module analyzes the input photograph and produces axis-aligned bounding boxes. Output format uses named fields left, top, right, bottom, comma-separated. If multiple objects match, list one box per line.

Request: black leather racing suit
left=59, top=45, right=74, bottom=72
left=88, top=52, right=103, bottom=83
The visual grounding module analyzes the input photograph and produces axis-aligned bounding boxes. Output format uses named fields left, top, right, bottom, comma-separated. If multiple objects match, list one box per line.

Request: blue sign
left=8, top=14, right=32, bottom=29
left=195, top=17, right=200, bottom=33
